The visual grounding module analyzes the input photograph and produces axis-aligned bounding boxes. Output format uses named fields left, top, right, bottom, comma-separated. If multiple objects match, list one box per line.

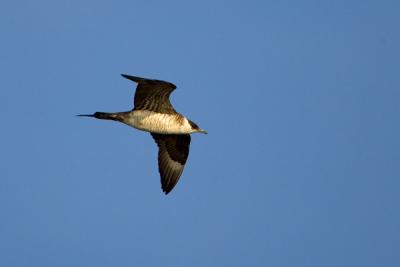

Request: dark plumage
left=121, top=74, right=177, bottom=114
left=78, top=74, right=207, bottom=194
left=151, top=133, right=191, bottom=194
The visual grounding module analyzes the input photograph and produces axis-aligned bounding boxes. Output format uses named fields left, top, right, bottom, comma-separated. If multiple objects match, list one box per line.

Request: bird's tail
left=77, top=112, right=119, bottom=121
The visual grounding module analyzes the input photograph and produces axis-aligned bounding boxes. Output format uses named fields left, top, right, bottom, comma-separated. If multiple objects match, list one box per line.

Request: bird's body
left=78, top=74, right=206, bottom=194
left=123, top=110, right=198, bottom=134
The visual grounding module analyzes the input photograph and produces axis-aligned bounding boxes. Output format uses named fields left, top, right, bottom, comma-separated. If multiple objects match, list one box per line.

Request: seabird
left=78, top=74, right=207, bottom=194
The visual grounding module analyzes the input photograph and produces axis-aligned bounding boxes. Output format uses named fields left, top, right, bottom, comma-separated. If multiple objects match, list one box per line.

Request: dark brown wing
left=151, top=133, right=191, bottom=194
left=121, top=74, right=177, bottom=114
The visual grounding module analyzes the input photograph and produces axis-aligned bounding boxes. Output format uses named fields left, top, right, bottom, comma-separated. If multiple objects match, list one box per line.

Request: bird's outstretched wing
left=151, top=133, right=191, bottom=194
left=121, top=74, right=177, bottom=114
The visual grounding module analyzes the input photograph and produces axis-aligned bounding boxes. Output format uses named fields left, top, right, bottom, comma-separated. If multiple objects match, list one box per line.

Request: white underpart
left=124, top=110, right=194, bottom=134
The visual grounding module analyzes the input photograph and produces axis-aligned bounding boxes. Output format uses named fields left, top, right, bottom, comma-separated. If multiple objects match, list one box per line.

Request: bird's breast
left=126, top=110, right=193, bottom=134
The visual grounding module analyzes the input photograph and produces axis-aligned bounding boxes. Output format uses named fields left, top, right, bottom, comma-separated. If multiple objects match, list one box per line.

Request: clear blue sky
left=1, top=0, right=399, bottom=266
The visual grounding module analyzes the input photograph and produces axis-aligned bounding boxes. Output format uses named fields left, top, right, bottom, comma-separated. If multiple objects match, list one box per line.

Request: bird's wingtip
left=162, top=187, right=171, bottom=195
left=121, top=74, right=142, bottom=83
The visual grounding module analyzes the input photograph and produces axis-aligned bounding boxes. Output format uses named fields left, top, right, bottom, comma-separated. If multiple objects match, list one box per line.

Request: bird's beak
left=199, top=129, right=208, bottom=134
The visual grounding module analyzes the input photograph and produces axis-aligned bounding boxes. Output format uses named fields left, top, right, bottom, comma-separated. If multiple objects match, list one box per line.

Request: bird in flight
left=78, top=74, right=207, bottom=194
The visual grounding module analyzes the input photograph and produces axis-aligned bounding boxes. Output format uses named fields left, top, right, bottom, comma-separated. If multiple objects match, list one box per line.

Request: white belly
left=125, top=110, right=193, bottom=134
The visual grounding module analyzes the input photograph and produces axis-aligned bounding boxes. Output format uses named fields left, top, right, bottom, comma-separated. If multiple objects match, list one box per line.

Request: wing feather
left=121, top=74, right=177, bottom=114
left=151, top=133, right=191, bottom=194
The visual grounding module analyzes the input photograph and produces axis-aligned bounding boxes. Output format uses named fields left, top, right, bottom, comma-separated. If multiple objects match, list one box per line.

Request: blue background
left=1, top=0, right=399, bottom=266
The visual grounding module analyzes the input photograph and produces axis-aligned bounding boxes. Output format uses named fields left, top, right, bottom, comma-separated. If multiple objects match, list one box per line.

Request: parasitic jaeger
left=78, top=74, right=207, bottom=194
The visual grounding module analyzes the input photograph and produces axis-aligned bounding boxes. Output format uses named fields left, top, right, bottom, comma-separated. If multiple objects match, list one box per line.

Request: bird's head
left=188, top=120, right=208, bottom=134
